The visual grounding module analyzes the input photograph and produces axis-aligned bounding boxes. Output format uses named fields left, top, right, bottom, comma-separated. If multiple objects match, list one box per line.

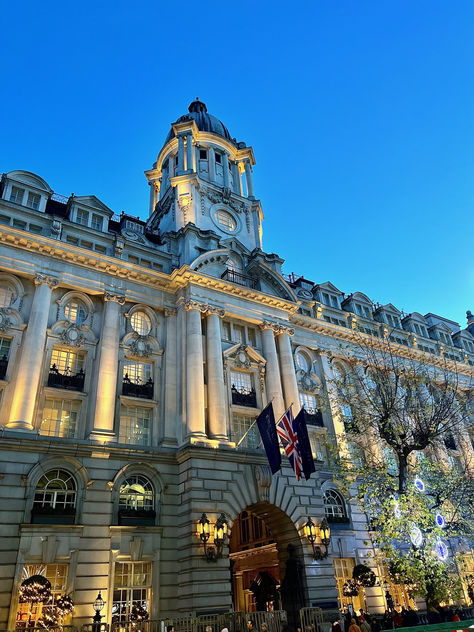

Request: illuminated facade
left=0, top=99, right=473, bottom=627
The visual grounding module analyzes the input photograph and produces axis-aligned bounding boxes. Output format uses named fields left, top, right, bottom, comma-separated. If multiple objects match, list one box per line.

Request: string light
left=19, top=575, right=52, bottom=604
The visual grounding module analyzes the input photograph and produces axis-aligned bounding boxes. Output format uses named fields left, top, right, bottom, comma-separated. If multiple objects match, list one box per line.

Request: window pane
left=76, top=209, right=89, bottom=226
left=64, top=301, right=87, bottom=324
left=0, top=337, right=11, bottom=359
left=51, top=348, right=84, bottom=374
left=40, top=399, right=80, bottom=438
left=215, top=210, right=236, bottom=231
left=295, top=353, right=309, bottom=372
left=299, top=392, right=317, bottom=413
left=34, top=470, right=76, bottom=508
left=112, top=562, right=152, bottom=623
left=27, top=192, right=41, bottom=210
left=0, top=286, right=14, bottom=307
left=123, top=361, right=152, bottom=383
left=230, top=371, right=252, bottom=393
left=10, top=186, right=24, bottom=204
left=119, top=406, right=151, bottom=445
left=231, top=414, right=260, bottom=449
left=119, top=475, right=154, bottom=510
left=91, top=214, right=103, bottom=230
left=130, top=312, right=151, bottom=336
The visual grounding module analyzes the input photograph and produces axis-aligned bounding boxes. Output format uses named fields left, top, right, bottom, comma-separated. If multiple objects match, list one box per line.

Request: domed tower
left=145, top=99, right=263, bottom=268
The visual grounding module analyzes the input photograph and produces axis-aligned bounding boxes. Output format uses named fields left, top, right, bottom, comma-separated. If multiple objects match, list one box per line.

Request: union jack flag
left=276, top=406, right=303, bottom=481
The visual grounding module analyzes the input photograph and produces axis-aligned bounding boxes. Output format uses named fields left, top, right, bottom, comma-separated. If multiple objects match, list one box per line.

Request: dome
left=164, top=98, right=233, bottom=144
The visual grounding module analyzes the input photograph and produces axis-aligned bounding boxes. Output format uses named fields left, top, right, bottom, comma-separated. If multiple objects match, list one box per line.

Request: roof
left=164, top=99, right=233, bottom=145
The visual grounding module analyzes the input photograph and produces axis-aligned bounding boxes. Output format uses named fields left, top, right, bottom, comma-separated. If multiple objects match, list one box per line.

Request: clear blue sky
left=1, top=1, right=473, bottom=326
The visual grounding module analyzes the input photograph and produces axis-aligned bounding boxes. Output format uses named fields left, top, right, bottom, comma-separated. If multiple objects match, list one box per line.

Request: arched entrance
left=230, top=502, right=307, bottom=619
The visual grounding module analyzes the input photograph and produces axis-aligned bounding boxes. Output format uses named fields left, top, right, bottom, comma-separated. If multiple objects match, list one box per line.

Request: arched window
left=32, top=469, right=76, bottom=524
left=130, top=311, right=151, bottom=336
left=64, top=300, right=87, bottom=325
left=118, top=475, right=155, bottom=525
left=295, top=351, right=310, bottom=372
left=0, top=285, right=14, bottom=307
left=324, top=489, right=347, bottom=521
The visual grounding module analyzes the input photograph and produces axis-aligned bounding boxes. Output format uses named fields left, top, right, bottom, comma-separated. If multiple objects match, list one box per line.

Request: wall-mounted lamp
left=197, top=513, right=229, bottom=561
left=304, top=516, right=331, bottom=560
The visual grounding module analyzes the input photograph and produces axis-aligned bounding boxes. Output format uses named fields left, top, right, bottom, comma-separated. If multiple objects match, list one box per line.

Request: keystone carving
left=60, top=324, right=85, bottom=348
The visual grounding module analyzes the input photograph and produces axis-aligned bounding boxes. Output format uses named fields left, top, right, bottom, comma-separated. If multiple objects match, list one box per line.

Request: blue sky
left=1, top=1, right=473, bottom=326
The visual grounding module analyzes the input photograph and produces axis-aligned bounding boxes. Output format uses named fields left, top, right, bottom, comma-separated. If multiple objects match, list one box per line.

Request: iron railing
left=303, top=408, right=324, bottom=427
left=221, top=268, right=259, bottom=290
left=122, top=376, right=154, bottom=399
left=48, top=365, right=85, bottom=391
left=231, top=385, right=257, bottom=407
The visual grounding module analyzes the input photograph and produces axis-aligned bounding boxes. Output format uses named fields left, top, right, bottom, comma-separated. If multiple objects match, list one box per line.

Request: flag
left=256, top=403, right=281, bottom=474
left=293, top=408, right=316, bottom=480
left=277, top=406, right=303, bottom=481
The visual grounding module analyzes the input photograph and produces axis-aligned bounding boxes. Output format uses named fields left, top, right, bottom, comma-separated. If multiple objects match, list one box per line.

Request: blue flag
left=293, top=408, right=316, bottom=480
left=256, top=403, right=281, bottom=474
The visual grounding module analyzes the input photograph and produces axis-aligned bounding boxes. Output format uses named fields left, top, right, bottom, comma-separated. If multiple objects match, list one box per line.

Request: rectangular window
left=27, top=192, right=41, bottom=210
left=0, top=337, right=11, bottom=360
left=91, top=214, right=103, bottom=231
left=94, top=244, right=106, bottom=253
left=222, top=321, right=231, bottom=340
left=215, top=152, right=222, bottom=164
left=76, top=209, right=89, bottom=226
left=51, top=348, right=84, bottom=374
left=40, top=398, right=81, bottom=438
left=113, top=561, right=152, bottom=623
left=199, top=149, right=208, bottom=160
left=66, top=235, right=79, bottom=245
left=299, top=392, right=317, bottom=413
left=13, top=219, right=27, bottom=230
left=331, top=295, right=339, bottom=308
left=16, top=564, right=68, bottom=628
left=81, top=240, right=93, bottom=249
left=230, top=371, right=252, bottom=393
left=119, top=406, right=151, bottom=445
left=322, top=292, right=330, bottom=306
left=141, top=259, right=151, bottom=268
left=123, top=361, right=152, bottom=383
left=309, top=432, right=325, bottom=461
left=247, top=328, right=256, bottom=347
left=128, top=255, right=139, bottom=264
left=29, top=224, right=43, bottom=234
left=125, top=220, right=144, bottom=233
left=233, top=325, right=244, bottom=344
left=231, top=414, right=260, bottom=449
left=333, top=558, right=365, bottom=612
left=10, top=186, right=24, bottom=204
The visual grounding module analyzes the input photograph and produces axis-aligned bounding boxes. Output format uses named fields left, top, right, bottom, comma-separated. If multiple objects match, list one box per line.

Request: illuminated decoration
left=410, top=524, right=423, bottom=548
left=353, top=563, right=376, bottom=587
left=303, top=516, right=331, bottom=560
left=19, top=574, right=52, bottom=604
left=93, top=591, right=105, bottom=624
left=196, top=512, right=229, bottom=561
left=435, top=539, right=448, bottom=561
left=342, top=579, right=359, bottom=597
left=435, top=512, right=445, bottom=528
left=414, top=477, right=425, bottom=492
left=56, top=594, right=74, bottom=616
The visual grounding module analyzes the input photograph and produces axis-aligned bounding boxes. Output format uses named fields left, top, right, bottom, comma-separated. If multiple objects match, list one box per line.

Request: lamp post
left=304, top=516, right=331, bottom=560
left=92, top=591, right=105, bottom=631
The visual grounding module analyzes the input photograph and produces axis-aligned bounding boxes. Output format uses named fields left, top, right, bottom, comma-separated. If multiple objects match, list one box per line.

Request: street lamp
left=197, top=512, right=229, bottom=561
left=92, top=591, right=105, bottom=628
left=304, top=516, right=331, bottom=560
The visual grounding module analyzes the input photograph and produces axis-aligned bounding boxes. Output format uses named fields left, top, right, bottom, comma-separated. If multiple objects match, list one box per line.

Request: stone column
left=186, top=132, right=194, bottom=172
left=90, top=293, right=125, bottom=440
left=319, top=353, right=351, bottom=459
left=232, top=162, right=241, bottom=195
left=209, top=146, right=216, bottom=182
left=244, top=159, right=255, bottom=199
left=163, top=308, right=178, bottom=444
left=7, top=274, right=58, bottom=430
left=222, top=152, right=230, bottom=188
left=276, top=327, right=300, bottom=412
left=177, top=134, right=185, bottom=174
left=259, top=321, right=285, bottom=419
left=185, top=300, right=206, bottom=438
left=206, top=307, right=227, bottom=440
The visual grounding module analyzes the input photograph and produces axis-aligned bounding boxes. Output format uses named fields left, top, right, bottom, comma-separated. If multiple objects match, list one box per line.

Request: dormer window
left=322, top=292, right=339, bottom=308
left=439, top=331, right=451, bottom=345
left=10, top=186, right=24, bottom=204
left=76, top=209, right=89, bottom=226
left=356, top=304, right=371, bottom=318
left=386, top=313, right=400, bottom=328
left=27, top=192, right=40, bottom=210
left=124, top=220, right=144, bottom=234
left=199, top=149, right=208, bottom=160
left=91, top=214, right=103, bottom=231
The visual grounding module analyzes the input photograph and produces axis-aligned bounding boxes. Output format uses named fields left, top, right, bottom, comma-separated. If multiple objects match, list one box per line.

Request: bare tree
left=334, top=333, right=474, bottom=493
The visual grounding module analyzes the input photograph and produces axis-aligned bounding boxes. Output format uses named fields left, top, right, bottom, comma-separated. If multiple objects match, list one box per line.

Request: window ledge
left=119, top=394, right=158, bottom=405
left=43, top=386, right=88, bottom=399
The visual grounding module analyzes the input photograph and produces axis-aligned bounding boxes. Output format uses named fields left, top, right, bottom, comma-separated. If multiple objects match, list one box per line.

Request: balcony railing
left=221, top=268, right=259, bottom=290
left=303, top=408, right=324, bottom=427
left=48, top=364, right=85, bottom=391
left=122, top=375, right=154, bottom=399
left=0, top=354, right=8, bottom=379
left=231, top=385, right=257, bottom=407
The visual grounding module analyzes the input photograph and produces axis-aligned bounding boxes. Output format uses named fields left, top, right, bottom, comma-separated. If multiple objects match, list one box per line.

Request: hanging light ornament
left=342, top=579, right=360, bottom=597
left=435, top=539, right=448, bottom=561
left=435, top=512, right=445, bottom=528
left=414, top=477, right=425, bottom=492
left=19, top=575, right=52, bottom=604
left=409, top=523, right=423, bottom=548
left=56, top=594, right=74, bottom=616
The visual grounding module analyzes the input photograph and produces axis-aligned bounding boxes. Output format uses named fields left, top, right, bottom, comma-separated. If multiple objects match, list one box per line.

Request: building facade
left=0, top=99, right=473, bottom=627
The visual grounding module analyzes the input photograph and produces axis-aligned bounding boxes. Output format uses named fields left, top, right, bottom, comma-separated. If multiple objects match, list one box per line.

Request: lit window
left=16, top=564, right=68, bottom=627
left=299, top=392, right=317, bottom=413
left=51, top=348, right=84, bottom=374
left=40, top=399, right=80, bottom=438
left=119, top=406, right=151, bottom=445
left=230, top=371, right=252, bottom=394
left=33, top=469, right=76, bottom=511
left=91, top=214, right=103, bottom=231
left=64, top=300, right=87, bottom=325
left=76, top=209, right=89, bottom=226
left=295, top=352, right=310, bottom=372
left=123, top=361, right=152, bottom=383
left=10, top=186, right=24, bottom=204
left=215, top=210, right=236, bottom=231
left=0, top=285, right=14, bottom=307
left=324, top=489, right=347, bottom=519
left=231, top=414, right=260, bottom=449
left=130, top=311, right=151, bottom=336
left=112, top=562, right=152, bottom=623
left=27, top=192, right=41, bottom=210
left=119, top=475, right=154, bottom=511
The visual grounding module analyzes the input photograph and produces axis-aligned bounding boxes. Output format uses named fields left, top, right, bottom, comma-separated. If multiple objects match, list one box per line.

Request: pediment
left=381, top=303, right=402, bottom=315
left=7, top=170, right=52, bottom=192
left=351, top=291, right=373, bottom=305
left=223, top=343, right=266, bottom=367
left=406, top=312, right=427, bottom=323
left=73, top=195, right=113, bottom=215
left=314, top=281, right=344, bottom=295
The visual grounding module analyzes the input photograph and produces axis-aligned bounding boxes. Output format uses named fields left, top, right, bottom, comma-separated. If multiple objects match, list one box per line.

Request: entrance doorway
left=230, top=502, right=307, bottom=618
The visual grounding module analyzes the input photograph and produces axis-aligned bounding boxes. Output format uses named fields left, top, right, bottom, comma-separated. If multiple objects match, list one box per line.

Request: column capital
left=259, top=320, right=294, bottom=336
left=164, top=307, right=178, bottom=318
left=104, top=292, right=126, bottom=305
left=182, top=299, right=224, bottom=317
left=34, top=274, right=59, bottom=289
left=206, top=305, right=225, bottom=318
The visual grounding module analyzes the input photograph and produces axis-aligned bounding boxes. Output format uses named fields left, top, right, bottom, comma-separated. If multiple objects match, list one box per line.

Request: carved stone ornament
left=50, top=220, right=62, bottom=239
left=0, top=308, right=12, bottom=332
left=259, top=320, right=294, bottom=336
left=254, top=464, right=272, bottom=502
left=104, top=293, right=126, bottom=305
left=178, top=193, right=192, bottom=222
left=296, top=288, right=313, bottom=300
left=164, top=307, right=177, bottom=318
left=34, top=274, right=59, bottom=289
left=183, top=300, right=225, bottom=317
left=296, top=368, right=320, bottom=393
left=128, top=335, right=153, bottom=357
left=204, top=186, right=247, bottom=215
left=60, top=324, right=85, bottom=348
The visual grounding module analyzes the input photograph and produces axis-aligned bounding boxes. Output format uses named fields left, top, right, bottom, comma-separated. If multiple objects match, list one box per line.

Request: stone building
left=0, top=99, right=473, bottom=627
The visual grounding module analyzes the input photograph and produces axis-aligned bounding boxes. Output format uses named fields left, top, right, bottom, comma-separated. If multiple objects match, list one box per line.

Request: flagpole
left=235, top=399, right=275, bottom=449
